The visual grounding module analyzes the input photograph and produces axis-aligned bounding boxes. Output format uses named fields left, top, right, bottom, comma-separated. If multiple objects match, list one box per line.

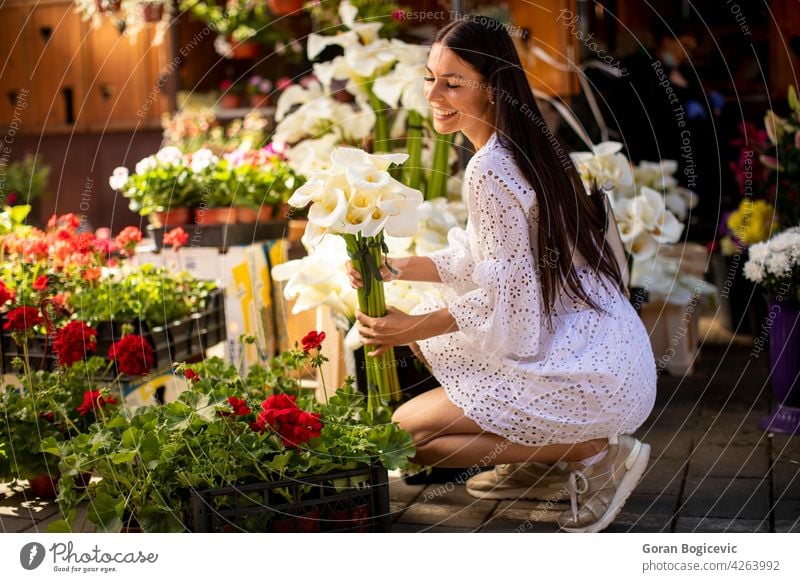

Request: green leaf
left=112, top=451, right=137, bottom=464
left=789, top=85, right=800, bottom=113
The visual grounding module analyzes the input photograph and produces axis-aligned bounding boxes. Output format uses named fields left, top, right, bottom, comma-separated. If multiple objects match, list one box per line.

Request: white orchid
left=570, top=141, right=633, bottom=193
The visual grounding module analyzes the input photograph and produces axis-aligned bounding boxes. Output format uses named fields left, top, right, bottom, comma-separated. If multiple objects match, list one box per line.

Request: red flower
left=3, top=306, right=42, bottom=331
left=257, top=394, right=322, bottom=448
left=108, top=334, right=154, bottom=376
left=0, top=281, right=15, bottom=305
left=227, top=396, right=251, bottom=416
left=6, top=191, right=18, bottom=205
left=163, top=226, right=189, bottom=249
left=83, top=267, right=101, bottom=282
left=40, top=411, right=55, bottom=424
left=76, top=390, right=118, bottom=417
left=115, top=226, right=142, bottom=254
left=184, top=368, right=199, bottom=382
left=53, top=321, right=97, bottom=367
left=301, top=330, right=326, bottom=352
left=32, top=275, right=49, bottom=291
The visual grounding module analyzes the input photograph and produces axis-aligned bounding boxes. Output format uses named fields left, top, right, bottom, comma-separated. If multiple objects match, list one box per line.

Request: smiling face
left=423, top=43, right=495, bottom=147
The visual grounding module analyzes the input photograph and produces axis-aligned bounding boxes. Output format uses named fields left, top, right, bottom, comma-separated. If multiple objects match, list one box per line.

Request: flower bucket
left=28, top=473, right=59, bottom=498
left=220, top=93, right=243, bottom=109
left=249, top=94, right=270, bottom=108
left=759, top=299, right=800, bottom=434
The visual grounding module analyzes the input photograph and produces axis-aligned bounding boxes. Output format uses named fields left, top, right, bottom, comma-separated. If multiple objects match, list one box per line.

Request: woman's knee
left=392, top=400, right=435, bottom=446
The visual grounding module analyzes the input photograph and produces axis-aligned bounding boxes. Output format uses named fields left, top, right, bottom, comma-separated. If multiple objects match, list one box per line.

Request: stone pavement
left=2, top=324, right=800, bottom=533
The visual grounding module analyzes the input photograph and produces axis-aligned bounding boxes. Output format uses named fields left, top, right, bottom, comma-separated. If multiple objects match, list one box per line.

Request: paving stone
left=605, top=512, right=673, bottom=532
left=391, top=523, right=474, bottom=532
left=772, top=460, right=800, bottom=498
left=0, top=515, right=35, bottom=533
left=674, top=517, right=769, bottom=532
left=643, top=428, right=695, bottom=460
left=388, top=477, right=424, bottom=504
left=489, top=504, right=564, bottom=524
left=769, top=497, right=800, bottom=524
left=415, top=484, right=497, bottom=511
left=771, top=435, right=800, bottom=459
left=397, top=502, right=493, bottom=529
left=774, top=519, right=800, bottom=532
left=687, top=443, right=770, bottom=478
left=479, top=515, right=557, bottom=533
left=624, top=494, right=679, bottom=516
left=0, top=491, right=60, bottom=521
left=699, top=412, right=769, bottom=446
left=497, top=498, right=570, bottom=512
left=636, top=458, right=687, bottom=496
left=680, top=477, right=770, bottom=520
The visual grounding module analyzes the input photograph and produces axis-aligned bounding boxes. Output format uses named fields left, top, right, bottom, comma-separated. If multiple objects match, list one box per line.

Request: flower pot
left=257, top=205, right=275, bottom=222
left=288, top=218, right=307, bottom=241
left=28, top=473, right=58, bottom=498
left=267, top=0, right=304, bottom=15
left=148, top=207, right=192, bottom=228
left=249, top=94, right=270, bottom=108
left=236, top=206, right=258, bottom=223
left=142, top=2, right=164, bottom=23
left=195, top=207, right=237, bottom=225
left=220, top=93, right=242, bottom=109
left=228, top=37, right=261, bottom=60
left=759, top=299, right=800, bottom=434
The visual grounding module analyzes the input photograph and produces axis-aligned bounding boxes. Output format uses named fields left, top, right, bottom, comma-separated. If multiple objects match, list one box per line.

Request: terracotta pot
left=256, top=205, right=275, bottom=222
left=149, top=207, right=192, bottom=228
left=196, top=207, right=237, bottom=225
left=229, top=37, right=261, bottom=60
left=268, top=0, right=304, bottom=15
left=220, top=93, right=242, bottom=109
left=236, top=206, right=258, bottom=223
left=288, top=219, right=307, bottom=242
left=28, top=473, right=58, bottom=498
left=249, top=93, right=270, bottom=108
left=142, top=2, right=164, bottom=23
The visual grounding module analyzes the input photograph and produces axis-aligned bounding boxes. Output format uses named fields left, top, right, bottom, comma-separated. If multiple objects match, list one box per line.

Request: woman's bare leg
left=392, top=387, right=607, bottom=468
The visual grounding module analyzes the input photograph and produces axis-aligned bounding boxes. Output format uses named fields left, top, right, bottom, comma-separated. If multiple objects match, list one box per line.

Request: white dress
left=411, top=131, right=657, bottom=446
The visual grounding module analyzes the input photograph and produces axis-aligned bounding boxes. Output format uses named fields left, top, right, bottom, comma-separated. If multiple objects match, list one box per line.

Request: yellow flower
left=726, top=199, right=777, bottom=246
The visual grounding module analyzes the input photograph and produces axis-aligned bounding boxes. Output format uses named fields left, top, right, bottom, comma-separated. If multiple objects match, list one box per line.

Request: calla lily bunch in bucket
left=287, top=146, right=423, bottom=409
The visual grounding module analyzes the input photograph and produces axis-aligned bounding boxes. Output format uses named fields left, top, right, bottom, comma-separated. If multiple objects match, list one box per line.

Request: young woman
left=347, top=17, right=657, bottom=533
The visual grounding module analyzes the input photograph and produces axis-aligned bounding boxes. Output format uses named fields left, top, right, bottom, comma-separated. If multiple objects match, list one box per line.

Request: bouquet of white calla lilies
left=288, top=146, right=423, bottom=407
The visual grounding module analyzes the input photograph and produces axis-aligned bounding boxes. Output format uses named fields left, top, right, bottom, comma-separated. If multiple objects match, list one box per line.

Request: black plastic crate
left=149, top=220, right=289, bottom=249
left=189, top=464, right=390, bottom=532
left=0, top=288, right=227, bottom=377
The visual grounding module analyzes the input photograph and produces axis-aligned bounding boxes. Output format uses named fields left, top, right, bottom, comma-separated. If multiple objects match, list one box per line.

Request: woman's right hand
left=346, top=256, right=400, bottom=289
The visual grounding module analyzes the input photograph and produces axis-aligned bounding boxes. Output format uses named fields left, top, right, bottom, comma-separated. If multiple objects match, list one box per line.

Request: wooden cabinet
left=0, top=0, right=172, bottom=134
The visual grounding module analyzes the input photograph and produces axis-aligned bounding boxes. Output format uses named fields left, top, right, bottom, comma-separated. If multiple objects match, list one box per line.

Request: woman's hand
left=357, top=306, right=459, bottom=356
left=345, top=256, right=401, bottom=289
left=356, top=307, right=424, bottom=357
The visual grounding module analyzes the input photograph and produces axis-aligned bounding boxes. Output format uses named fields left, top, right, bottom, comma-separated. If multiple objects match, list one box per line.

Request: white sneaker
left=557, top=435, right=651, bottom=533
left=466, top=462, right=570, bottom=501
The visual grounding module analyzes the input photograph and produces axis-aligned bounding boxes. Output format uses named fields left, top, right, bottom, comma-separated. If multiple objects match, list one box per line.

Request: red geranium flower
left=115, top=226, right=143, bottom=254
left=163, top=226, right=189, bottom=249
left=32, top=275, right=49, bottom=291
left=108, top=334, right=154, bottom=376
left=53, top=321, right=97, bottom=367
left=301, top=330, right=326, bottom=352
left=184, top=368, right=199, bottom=382
left=256, top=394, right=322, bottom=448
left=7, top=191, right=18, bottom=205
left=228, top=396, right=251, bottom=416
left=3, top=306, right=42, bottom=331
left=76, top=390, right=118, bottom=417
left=0, top=280, right=15, bottom=305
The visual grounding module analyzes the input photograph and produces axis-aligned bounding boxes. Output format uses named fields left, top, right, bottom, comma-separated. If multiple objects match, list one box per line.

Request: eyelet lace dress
left=411, top=131, right=657, bottom=446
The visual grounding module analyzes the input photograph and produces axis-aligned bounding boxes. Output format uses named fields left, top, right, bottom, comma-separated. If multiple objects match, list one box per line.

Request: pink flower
left=163, top=226, right=189, bottom=249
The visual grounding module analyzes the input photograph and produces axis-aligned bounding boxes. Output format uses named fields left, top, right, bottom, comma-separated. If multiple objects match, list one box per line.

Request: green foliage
left=66, top=264, right=217, bottom=326
left=0, top=154, right=50, bottom=205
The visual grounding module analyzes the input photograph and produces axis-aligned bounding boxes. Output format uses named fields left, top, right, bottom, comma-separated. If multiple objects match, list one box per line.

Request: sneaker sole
left=466, top=484, right=568, bottom=502
left=560, top=441, right=651, bottom=533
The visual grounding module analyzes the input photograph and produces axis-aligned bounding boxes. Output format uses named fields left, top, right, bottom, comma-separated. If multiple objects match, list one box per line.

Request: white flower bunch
left=743, top=227, right=800, bottom=293
left=288, top=147, right=423, bottom=247
left=385, top=199, right=462, bottom=256
left=620, top=160, right=699, bottom=222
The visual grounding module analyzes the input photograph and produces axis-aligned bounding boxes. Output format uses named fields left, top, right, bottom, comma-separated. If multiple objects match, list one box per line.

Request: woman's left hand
left=356, top=307, right=424, bottom=357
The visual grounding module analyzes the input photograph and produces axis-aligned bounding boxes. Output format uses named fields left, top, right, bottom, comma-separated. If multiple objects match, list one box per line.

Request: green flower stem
left=428, top=132, right=454, bottom=200
left=404, top=110, right=424, bottom=190
left=342, top=233, right=401, bottom=411
left=368, top=88, right=389, bottom=153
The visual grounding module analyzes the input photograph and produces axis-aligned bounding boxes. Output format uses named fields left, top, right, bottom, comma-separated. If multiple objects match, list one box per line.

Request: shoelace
left=568, top=469, right=590, bottom=521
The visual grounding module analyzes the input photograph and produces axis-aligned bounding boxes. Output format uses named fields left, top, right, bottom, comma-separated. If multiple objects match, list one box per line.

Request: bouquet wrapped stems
left=342, top=232, right=402, bottom=410
left=426, top=131, right=454, bottom=200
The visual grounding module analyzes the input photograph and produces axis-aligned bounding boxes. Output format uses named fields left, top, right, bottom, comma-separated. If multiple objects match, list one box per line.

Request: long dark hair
left=434, top=17, right=626, bottom=316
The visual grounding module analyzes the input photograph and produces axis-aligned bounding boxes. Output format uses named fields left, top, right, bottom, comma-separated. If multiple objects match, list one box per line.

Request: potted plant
left=219, top=79, right=243, bottom=109
left=246, top=75, right=273, bottom=109
left=110, top=146, right=213, bottom=226
left=744, top=227, right=800, bottom=434
left=44, top=333, right=415, bottom=532
left=0, top=154, right=50, bottom=209
left=223, top=146, right=298, bottom=223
